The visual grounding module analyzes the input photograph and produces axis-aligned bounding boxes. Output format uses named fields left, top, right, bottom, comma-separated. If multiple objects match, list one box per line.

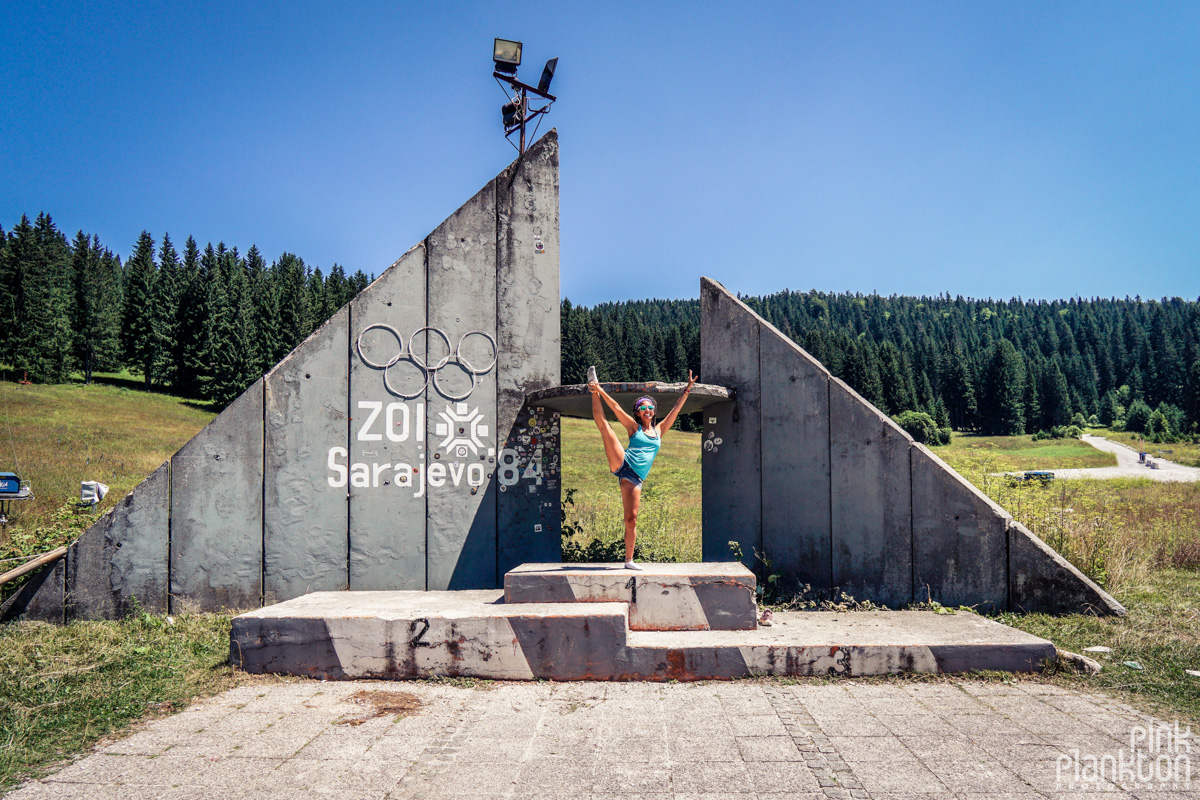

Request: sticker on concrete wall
left=709, top=417, right=717, bottom=424
left=534, top=236, right=545, bottom=254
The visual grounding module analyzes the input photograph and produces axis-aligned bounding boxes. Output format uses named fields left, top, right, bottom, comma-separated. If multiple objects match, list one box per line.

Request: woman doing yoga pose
left=586, top=367, right=698, bottom=570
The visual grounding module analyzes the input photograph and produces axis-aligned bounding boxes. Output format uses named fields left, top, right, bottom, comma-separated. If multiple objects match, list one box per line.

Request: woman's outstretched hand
left=685, top=370, right=697, bottom=391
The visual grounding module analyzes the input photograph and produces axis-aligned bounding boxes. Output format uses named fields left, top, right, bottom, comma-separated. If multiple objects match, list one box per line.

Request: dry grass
left=944, top=443, right=1200, bottom=594
left=560, top=416, right=702, bottom=562
left=0, top=379, right=214, bottom=560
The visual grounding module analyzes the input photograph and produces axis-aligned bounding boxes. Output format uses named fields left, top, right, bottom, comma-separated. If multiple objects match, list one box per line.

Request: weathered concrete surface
left=230, top=589, right=1054, bottom=680
left=911, top=444, right=1010, bottom=611
left=829, top=377, right=914, bottom=608
left=67, top=460, right=170, bottom=619
left=426, top=180, right=498, bottom=591
left=496, top=131, right=562, bottom=579
left=1009, top=521, right=1126, bottom=616
left=264, top=307, right=349, bottom=604
left=504, top=562, right=758, bottom=631
left=630, top=610, right=1055, bottom=676
left=526, top=382, right=732, bottom=419
left=231, top=590, right=628, bottom=681
left=170, top=379, right=264, bottom=613
left=0, top=557, right=64, bottom=623
left=348, top=243, right=427, bottom=591
left=14, top=679, right=1171, bottom=800
left=700, top=278, right=761, bottom=567
left=699, top=277, right=1119, bottom=615
left=759, top=320, right=833, bottom=595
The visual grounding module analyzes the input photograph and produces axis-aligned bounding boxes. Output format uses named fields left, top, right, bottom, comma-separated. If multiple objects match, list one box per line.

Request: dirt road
left=1047, top=434, right=1200, bottom=482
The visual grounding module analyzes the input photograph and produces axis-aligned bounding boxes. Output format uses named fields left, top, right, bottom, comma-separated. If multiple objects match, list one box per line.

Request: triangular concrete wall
left=8, top=132, right=562, bottom=621
left=700, top=277, right=1125, bottom=615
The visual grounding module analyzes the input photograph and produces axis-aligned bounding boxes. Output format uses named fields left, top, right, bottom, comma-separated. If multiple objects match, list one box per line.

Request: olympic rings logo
left=356, top=325, right=497, bottom=401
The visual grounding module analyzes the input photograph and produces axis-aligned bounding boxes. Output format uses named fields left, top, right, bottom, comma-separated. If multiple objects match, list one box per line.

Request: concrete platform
left=230, top=588, right=1056, bottom=681
left=504, top=562, right=757, bottom=630
left=525, top=381, right=731, bottom=419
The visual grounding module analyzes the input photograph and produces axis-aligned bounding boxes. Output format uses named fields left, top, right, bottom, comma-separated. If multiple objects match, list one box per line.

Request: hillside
left=0, top=379, right=214, bottom=561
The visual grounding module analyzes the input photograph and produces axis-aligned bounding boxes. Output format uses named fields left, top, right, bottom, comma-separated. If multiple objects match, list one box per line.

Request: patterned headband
left=634, top=396, right=656, bottom=410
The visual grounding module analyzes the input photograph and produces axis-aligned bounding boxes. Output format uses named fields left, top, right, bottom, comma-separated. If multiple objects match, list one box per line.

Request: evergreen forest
left=3, top=212, right=1198, bottom=442
left=0, top=214, right=371, bottom=405
left=561, top=290, right=1200, bottom=443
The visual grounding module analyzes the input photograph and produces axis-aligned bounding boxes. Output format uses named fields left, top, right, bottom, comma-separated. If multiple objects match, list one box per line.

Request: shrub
left=1071, top=412, right=1088, bottom=428
left=892, top=410, right=942, bottom=445
left=1125, top=399, right=1153, bottom=433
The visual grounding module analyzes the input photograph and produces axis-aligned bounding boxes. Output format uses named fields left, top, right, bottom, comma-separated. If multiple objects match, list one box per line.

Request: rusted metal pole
left=519, top=87, right=527, bottom=154
left=0, top=546, right=67, bottom=588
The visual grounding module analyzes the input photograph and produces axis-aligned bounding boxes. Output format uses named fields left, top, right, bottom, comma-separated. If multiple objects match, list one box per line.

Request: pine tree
left=245, top=245, right=277, bottom=378
left=1041, top=361, right=1072, bottom=428
left=205, top=249, right=255, bottom=406
left=173, top=237, right=207, bottom=396
left=70, top=232, right=122, bottom=383
left=8, top=214, right=75, bottom=382
left=152, top=233, right=181, bottom=387
left=275, top=252, right=310, bottom=359
left=121, top=231, right=159, bottom=388
left=979, top=339, right=1025, bottom=435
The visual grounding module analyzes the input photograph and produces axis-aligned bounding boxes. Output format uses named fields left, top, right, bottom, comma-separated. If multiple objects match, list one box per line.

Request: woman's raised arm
left=591, top=382, right=638, bottom=436
left=657, top=370, right=697, bottom=435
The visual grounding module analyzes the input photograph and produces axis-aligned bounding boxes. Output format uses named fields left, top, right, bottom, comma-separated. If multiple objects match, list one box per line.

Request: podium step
left=231, top=590, right=629, bottom=681
left=230, top=588, right=1056, bottom=681
left=504, top=562, right=757, bottom=631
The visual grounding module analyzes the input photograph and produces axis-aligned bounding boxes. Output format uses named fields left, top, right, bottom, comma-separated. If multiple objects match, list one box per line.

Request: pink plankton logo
left=1057, top=722, right=1191, bottom=789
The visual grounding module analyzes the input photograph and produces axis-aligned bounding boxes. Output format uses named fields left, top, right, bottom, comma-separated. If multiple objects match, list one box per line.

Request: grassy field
left=939, top=442, right=1200, bottom=592
left=934, top=432, right=1117, bottom=472
left=0, top=379, right=214, bottom=562
left=999, top=568, right=1200, bottom=727
left=0, top=613, right=240, bottom=791
left=561, top=416, right=702, bottom=562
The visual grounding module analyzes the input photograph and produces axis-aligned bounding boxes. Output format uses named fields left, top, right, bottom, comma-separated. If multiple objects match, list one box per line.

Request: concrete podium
left=504, top=562, right=757, bottom=631
left=230, top=563, right=1056, bottom=681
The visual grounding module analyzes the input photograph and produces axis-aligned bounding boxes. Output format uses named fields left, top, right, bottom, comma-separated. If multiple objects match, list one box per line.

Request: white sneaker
left=586, top=365, right=597, bottom=385
left=624, top=561, right=642, bottom=571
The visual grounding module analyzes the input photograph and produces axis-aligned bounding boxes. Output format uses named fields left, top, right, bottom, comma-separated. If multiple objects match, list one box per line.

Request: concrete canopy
left=525, top=382, right=731, bottom=419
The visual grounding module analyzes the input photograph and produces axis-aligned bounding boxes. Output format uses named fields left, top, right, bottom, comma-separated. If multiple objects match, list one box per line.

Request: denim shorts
left=612, top=461, right=644, bottom=487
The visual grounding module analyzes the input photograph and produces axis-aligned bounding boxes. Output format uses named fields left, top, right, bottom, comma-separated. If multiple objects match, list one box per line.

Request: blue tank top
left=624, top=427, right=662, bottom=480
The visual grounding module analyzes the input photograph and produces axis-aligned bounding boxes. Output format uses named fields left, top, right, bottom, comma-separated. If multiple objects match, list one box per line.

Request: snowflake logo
left=434, top=402, right=489, bottom=456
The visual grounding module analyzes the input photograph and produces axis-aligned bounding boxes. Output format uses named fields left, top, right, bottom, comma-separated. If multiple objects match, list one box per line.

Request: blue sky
left=3, top=2, right=1198, bottom=305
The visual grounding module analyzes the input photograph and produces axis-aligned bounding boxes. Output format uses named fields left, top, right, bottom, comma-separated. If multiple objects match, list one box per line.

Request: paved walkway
left=1046, top=435, right=1200, bottom=482
left=8, top=679, right=1194, bottom=799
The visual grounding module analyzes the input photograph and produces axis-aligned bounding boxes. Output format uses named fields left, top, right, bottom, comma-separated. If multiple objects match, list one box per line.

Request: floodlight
left=502, top=101, right=520, bottom=128
left=493, top=38, right=522, bottom=74
left=537, top=57, right=558, bottom=95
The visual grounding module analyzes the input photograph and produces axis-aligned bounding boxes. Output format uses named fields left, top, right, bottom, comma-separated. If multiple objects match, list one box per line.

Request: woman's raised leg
left=621, top=479, right=642, bottom=565
left=591, top=386, right=626, bottom=473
